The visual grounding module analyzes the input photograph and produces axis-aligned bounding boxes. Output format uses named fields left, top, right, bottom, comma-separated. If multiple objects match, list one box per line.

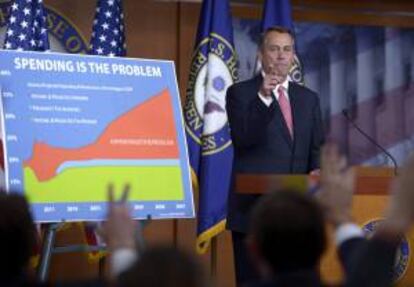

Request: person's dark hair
left=259, top=26, right=294, bottom=50
left=120, top=245, right=207, bottom=287
left=0, top=191, right=37, bottom=280
left=249, top=189, right=326, bottom=273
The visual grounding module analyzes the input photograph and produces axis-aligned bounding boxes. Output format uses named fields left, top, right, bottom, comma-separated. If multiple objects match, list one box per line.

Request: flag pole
left=210, top=237, right=218, bottom=282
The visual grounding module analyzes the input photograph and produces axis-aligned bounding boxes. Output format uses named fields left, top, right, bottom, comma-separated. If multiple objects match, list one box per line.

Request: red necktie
left=277, top=86, right=293, bottom=139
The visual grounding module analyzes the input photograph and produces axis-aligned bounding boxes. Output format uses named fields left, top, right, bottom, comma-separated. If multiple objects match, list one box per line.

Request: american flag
left=3, top=0, right=49, bottom=51
left=1, top=0, right=50, bottom=264
left=84, top=0, right=127, bottom=260
left=1, top=0, right=50, bottom=175
left=88, top=0, right=126, bottom=57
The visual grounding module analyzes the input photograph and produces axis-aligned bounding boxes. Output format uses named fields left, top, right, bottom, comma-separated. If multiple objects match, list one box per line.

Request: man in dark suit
left=244, top=146, right=365, bottom=287
left=242, top=143, right=361, bottom=286
left=245, top=144, right=407, bottom=287
left=246, top=188, right=397, bottom=287
left=0, top=191, right=106, bottom=287
left=243, top=144, right=360, bottom=287
left=0, top=192, right=41, bottom=287
left=225, top=26, right=324, bottom=285
left=247, top=189, right=328, bottom=287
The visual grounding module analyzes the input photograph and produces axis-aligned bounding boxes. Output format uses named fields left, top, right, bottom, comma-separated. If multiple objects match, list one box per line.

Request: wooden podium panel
left=235, top=167, right=414, bottom=286
left=235, top=166, right=394, bottom=195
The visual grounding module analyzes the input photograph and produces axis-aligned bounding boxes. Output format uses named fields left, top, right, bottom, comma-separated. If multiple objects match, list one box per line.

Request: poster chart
left=0, top=50, right=194, bottom=222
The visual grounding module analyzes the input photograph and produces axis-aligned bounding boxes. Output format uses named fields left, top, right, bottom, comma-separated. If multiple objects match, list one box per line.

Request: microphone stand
left=342, top=109, right=398, bottom=176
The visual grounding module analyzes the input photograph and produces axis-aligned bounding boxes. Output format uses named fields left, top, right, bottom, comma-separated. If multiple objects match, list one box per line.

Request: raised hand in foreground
left=318, top=143, right=355, bottom=227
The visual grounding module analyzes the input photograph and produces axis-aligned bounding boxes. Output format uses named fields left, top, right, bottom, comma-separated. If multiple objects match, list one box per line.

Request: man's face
left=259, top=31, right=294, bottom=79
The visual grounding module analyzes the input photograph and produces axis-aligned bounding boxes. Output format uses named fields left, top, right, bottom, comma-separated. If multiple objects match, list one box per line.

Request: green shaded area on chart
left=24, top=166, right=184, bottom=203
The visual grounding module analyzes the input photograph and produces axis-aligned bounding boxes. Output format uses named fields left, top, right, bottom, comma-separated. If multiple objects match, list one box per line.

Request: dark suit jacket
left=245, top=270, right=325, bottom=287
left=344, top=236, right=398, bottom=287
left=245, top=236, right=397, bottom=287
left=225, top=75, right=324, bottom=232
left=244, top=238, right=363, bottom=287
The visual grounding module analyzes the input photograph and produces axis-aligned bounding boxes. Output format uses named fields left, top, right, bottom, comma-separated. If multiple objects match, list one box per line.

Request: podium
left=235, top=166, right=394, bottom=195
left=234, top=167, right=414, bottom=286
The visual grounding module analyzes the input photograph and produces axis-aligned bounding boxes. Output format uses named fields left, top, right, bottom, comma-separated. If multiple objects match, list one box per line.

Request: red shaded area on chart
left=25, top=89, right=179, bottom=181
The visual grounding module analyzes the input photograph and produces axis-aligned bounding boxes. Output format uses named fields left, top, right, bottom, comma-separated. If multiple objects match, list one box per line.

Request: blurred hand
left=259, top=66, right=285, bottom=97
left=100, top=184, right=136, bottom=253
left=310, top=169, right=320, bottom=176
left=318, top=144, right=355, bottom=227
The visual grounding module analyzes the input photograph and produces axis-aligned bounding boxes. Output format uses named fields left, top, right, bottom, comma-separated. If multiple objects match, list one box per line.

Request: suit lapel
left=289, top=83, right=303, bottom=147
left=256, top=75, right=295, bottom=148
left=252, top=74, right=263, bottom=93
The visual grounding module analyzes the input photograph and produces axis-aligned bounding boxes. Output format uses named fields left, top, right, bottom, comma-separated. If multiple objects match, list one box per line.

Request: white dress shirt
left=335, top=223, right=364, bottom=246
left=111, top=248, right=138, bottom=277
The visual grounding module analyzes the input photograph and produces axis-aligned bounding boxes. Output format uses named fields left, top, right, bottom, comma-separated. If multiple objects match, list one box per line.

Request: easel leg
left=37, top=223, right=60, bottom=282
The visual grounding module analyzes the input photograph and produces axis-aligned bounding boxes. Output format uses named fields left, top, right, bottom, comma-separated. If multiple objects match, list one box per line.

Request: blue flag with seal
left=184, top=0, right=237, bottom=253
left=259, top=0, right=303, bottom=84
